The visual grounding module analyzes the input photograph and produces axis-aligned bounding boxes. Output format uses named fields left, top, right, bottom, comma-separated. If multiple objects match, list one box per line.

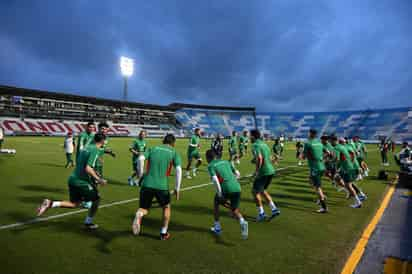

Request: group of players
left=37, top=123, right=370, bottom=240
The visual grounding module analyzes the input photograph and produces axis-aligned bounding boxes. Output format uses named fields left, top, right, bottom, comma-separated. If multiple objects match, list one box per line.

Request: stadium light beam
left=120, top=56, right=134, bottom=101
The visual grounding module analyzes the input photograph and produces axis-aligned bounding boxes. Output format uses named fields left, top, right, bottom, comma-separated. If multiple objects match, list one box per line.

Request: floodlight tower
left=120, top=56, right=134, bottom=101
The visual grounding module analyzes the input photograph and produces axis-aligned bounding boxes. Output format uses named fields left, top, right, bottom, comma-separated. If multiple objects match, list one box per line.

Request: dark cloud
left=0, top=0, right=411, bottom=111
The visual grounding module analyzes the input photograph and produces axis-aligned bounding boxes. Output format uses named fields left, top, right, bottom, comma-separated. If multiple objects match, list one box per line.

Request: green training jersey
left=188, top=134, right=200, bottom=152
left=252, top=139, right=275, bottom=177
left=334, top=144, right=354, bottom=172
left=239, top=136, right=247, bottom=149
left=323, top=142, right=335, bottom=162
left=229, top=136, right=238, bottom=151
left=272, top=142, right=282, bottom=154
left=142, top=145, right=182, bottom=191
left=354, top=141, right=365, bottom=158
left=303, top=139, right=325, bottom=171
left=345, top=144, right=360, bottom=169
left=76, top=131, right=95, bottom=154
left=131, top=138, right=146, bottom=161
left=71, top=144, right=100, bottom=183
left=208, top=159, right=241, bottom=193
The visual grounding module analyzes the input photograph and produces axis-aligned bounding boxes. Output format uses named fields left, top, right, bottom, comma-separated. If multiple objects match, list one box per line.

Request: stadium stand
left=0, top=85, right=181, bottom=137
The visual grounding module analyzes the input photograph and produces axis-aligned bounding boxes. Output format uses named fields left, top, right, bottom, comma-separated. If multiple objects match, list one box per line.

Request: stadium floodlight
left=120, top=56, right=134, bottom=101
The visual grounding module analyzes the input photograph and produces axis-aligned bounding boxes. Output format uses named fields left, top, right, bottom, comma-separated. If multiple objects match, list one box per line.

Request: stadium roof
left=169, top=103, right=255, bottom=112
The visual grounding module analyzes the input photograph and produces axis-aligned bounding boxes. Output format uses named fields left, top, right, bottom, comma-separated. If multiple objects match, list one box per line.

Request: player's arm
left=173, top=153, right=182, bottom=200
left=86, top=152, right=107, bottom=185
left=208, top=165, right=223, bottom=197
left=230, top=162, right=241, bottom=179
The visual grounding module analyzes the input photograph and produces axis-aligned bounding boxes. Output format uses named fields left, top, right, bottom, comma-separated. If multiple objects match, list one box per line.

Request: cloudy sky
left=0, top=0, right=411, bottom=111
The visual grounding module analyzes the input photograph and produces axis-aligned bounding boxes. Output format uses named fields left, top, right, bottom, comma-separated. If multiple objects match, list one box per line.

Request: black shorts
left=139, top=187, right=171, bottom=209
left=253, top=174, right=274, bottom=193
left=215, top=192, right=241, bottom=210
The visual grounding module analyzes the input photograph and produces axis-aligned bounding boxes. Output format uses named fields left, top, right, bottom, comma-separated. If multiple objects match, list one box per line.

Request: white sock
left=354, top=195, right=361, bottom=204
left=239, top=217, right=246, bottom=224
left=51, top=201, right=61, bottom=208
left=84, top=216, right=93, bottom=224
left=269, top=201, right=277, bottom=211
left=258, top=206, right=264, bottom=215
left=214, top=221, right=221, bottom=229
left=160, top=226, right=168, bottom=234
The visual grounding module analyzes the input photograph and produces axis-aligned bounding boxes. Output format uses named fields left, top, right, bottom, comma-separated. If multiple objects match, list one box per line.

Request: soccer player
left=76, top=122, right=96, bottom=162
left=279, top=134, right=285, bottom=158
left=37, top=133, right=108, bottom=229
left=206, top=149, right=248, bottom=239
left=229, top=131, right=240, bottom=165
left=131, top=134, right=182, bottom=240
left=238, top=131, right=248, bottom=159
left=345, top=139, right=363, bottom=181
left=335, top=137, right=365, bottom=208
left=94, top=122, right=116, bottom=178
left=0, top=126, right=4, bottom=150
left=64, top=132, right=76, bottom=168
left=302, top=129, right=327, bottom=213
left=379, top=139, right=389, bottom=166
left=296, top=140, right=304, bottom=166
left=211, top=133, right=224, bottom=159
left=243, top=131, right=249, bottom=154
left=321, top=135, right=336, bottom=182
left=186, top=128, right=202, bottom=179
left=353, top=136, right=369, bottom=177
left=250, top=129, right=280, bottom=221
left=272, top=138, right=282, bottom=164
left=128, top=130, right=147, bottom=186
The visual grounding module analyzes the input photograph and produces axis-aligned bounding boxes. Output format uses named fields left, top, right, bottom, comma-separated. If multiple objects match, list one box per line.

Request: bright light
left=120, top=56, right=134, bottom=77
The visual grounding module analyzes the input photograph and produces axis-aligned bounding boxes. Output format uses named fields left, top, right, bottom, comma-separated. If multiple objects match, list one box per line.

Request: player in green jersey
left=335, top=137, right=365, bottom=208
left=185, top=128, right=202, bottom=179
left=243, top=131, right=249, bottom=154
left=345, top=139, right=363, bottom=181
left=238, top=131, right=248, bottom=159
left=296, top=140, right=304, bottom=166
left=229, top=131, right=240, bottom=165
left=132, top=134, right=182, bottom=240
left=353, top=136, right=370, bottom=177
left=250, top=129, right=280, bottom=221
left=76, top=122, right=95, bottom=162
left=94, top=122, right=116, bottom=178
left=302, top=129, right=327, bottom=213
left=321, top=135, right=336, bottom=182
left=37, top=133, right=108, bottom=229
left=272, top=138, right=282, bottom=164
left=128, top=130, right=147, bottom=186
left=206, top=149, right=248, bottom=239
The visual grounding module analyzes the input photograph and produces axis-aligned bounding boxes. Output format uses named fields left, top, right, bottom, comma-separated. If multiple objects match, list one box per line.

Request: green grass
left=0, top=137, right=399, bottom=274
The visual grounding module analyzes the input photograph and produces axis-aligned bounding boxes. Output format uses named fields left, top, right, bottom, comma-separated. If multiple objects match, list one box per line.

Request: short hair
left=309, top=129, right=317, bottom=136
left=232, top=131, right=236, bottom=136
left=98, top=122, right=109, bottom=129
left=250, top=129, right=261, bottom=139
left=206, top=149, right=216, bottom=161
left=94, top=133, right=106, bottom=143
left=163, top=134, right=176, bottom=145
left=330, top=135, right=338, bottom=141
left=320, top=135, right=329, bottom=140
left=87, top=121, right=95, bottom=127
left=194, top=128, right=200, bottom=132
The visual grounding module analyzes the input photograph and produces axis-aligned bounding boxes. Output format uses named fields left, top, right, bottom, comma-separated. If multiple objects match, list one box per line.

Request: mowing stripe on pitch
left=340, top=182, right=396, bottom=274
left=0, top=165, right=297, bottom=230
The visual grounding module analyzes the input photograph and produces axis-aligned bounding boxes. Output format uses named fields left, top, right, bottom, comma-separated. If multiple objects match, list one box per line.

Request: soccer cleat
left=358, top=194, right=367, bottom=201
left=269, top=209, right=281, bottom=220
left=256, top=213, right=267, bottom=222
left=350, top=203, right=362, bottom=208
left=192, top=170, right=197, bottom=177
left=84, top=223, right=99, bottom=230
left=210, top=226, right=222, bottom=236
left=132, top=213, right=142, bottom=235
left=81, top=201, right=92, bottom=209
left=240, top=221, right=248, bottom=240
left=316, top=208, right=328, bottom=214
left=160, top=232, right=171, bottom=240
left=128, top=177, right=135, bottom=186
left=37, top=199, right=51, bottom=216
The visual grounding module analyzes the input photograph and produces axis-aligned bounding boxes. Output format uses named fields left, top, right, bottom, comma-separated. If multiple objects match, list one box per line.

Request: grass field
left=0, top=136, right=399, bottom=274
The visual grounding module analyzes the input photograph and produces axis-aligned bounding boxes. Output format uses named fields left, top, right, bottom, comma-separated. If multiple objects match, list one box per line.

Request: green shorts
left=310, top=169, right=324, bottom=188
left=215, top=192, right=241, bottom=210
left=340, top=170, right=356, bottom=184
left=187, top=149, right=201, bottom=161
left=253, top=174, right=274, bottom=193
left=68, top=177, right=99, bottom=202
left=139, top=187, right=170, bottom=209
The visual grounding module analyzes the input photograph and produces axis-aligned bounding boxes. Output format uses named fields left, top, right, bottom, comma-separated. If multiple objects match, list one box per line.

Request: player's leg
left=252, top=177, right=267, bottom=221
left=132, top=187, right=153, bottom=235
left=137, top=155, right=145, bottom=180
left=156, top=190, right=172, bottom=240
left=186, top=154, right=193, bottom=179
left=65, top=153, right=70, bottom=168
left=229, top=192, right=248, bottom=239
left=211, top=194, right=223, bottom=235
left=261, top=175, right=280, bottom=219
left=193, top=153, right=202, bottom=177
left=311, top=170, right=327, bottom=213
left=37, top=199, right=80, bottom=216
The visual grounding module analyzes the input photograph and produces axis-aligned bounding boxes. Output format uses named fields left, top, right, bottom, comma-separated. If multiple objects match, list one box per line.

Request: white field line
left=0, top=166, right=296, bottom=231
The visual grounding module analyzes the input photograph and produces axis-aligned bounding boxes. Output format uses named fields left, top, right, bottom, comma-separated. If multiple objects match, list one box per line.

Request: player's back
left=208, top=159, right=240, bottom=193
left=72, top=144, right=98, bottom=181
left=336, top=144, right=354, bottom=170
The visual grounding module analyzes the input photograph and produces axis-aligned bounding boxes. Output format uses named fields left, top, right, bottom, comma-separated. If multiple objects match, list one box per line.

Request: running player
left=279, top=134, right=285, bottom=158
left=353, top=136, right=369, bottom=177
left=250, top=129, right=280, bottom=221
left=229, top=131, right=240, bottom=165
left=296, top=140, right=304, bottom=166
left=321, top=135, right=336, bottom=182
left=76, top=122, right=96, bottom=162
left=128, top=130, right=147, bottom=186
left=94, top=122, right=116, bottom=179
left=345, top=138, right=363, bottom=181
left=131, top=134, right=182, bottom=240
left=302, top=129, right=327, bottom=213
left=64, top=132, right=76, bottom=168
left=186, top=128, right=202, bottom=179
left=243, top=131, right=249, bottom=154
left=37, top=133, right=108, bottom=229
left=239, top=131, right=248, bottom=159
left=211, top=133, right=224, bottom=159
left=272, top=138, right=282, bottom=164
left=206, top=149, right=248, bottom=239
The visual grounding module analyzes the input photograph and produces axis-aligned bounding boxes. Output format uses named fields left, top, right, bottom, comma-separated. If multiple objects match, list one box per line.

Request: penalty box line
left=0, top=166, right=297, bottom=231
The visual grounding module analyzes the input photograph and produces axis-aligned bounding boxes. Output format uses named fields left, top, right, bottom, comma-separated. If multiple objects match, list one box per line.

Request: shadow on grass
left=35, top=162, right=65, bottom=168
left=19, top=185, right=65, bottom=194
left=18, top=195, right=51, bottom=205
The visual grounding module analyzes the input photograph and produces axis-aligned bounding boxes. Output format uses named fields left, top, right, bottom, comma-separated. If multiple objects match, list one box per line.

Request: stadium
left=2, top=2, right=412, bottom=274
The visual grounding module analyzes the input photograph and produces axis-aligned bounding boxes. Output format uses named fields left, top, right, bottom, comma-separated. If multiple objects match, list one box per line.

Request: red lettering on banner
left=74, top=123, right=84, bottom=132
left=25, top=121, right=49, bottom=133
left=46, top=122, right=65, bottom=133
left=112, top=125, right=130, bottom=134
left=3, top=120, right=27, bottom=132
